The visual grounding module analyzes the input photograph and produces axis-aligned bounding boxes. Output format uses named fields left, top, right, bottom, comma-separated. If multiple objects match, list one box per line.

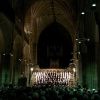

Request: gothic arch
left=37, top=22, right=73, bottom=68
left=24, top=0, right=77, bottom=44
left=13, top=34, right=23, bottom=82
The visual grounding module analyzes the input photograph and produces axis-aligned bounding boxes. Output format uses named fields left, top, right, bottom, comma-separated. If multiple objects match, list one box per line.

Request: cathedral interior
left=0, top=0, right=100, bottom=90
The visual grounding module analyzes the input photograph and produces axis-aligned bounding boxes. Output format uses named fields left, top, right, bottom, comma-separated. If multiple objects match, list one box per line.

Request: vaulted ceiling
left=3, top=0, right=79, bottom=44
left=0, top=0, right=99, bottom=54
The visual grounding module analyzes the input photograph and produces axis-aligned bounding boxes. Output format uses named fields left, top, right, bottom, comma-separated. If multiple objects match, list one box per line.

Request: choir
left=31, top=69, right=76, bottom=86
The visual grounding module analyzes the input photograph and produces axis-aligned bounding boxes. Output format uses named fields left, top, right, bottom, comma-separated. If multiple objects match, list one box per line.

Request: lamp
left=73, top=68, right=76, bottom=73
left=92, top=3, right=96, bottom=7
left=81, top=12, right=85, bottom=15
left=30, top=67, right=33, bottom=71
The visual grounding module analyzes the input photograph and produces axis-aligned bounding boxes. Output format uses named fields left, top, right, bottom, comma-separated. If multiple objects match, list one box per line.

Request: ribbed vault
left=24, top=0, right=77, bottom=44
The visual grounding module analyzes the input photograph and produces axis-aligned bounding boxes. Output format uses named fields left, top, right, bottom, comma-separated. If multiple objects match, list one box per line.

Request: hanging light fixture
left=76, top=38, right=78, bottom=41
left=81, top=12, right=85, bottom=15
left=78, top=41, right=81, bottom=44
left=92, top=3, right=96, bottom=7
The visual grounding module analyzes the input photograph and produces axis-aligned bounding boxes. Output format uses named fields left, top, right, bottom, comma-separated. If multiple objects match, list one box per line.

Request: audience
left=0, top=83, right=100, bottom=100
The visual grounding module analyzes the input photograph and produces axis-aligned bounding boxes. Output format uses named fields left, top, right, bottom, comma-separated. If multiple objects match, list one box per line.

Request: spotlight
left=81, top=12, right=85, bottom=15
left=87, top=38, right=90, bottom=41
left=73, top=68, right=76, bottom=73
left=78, top=41, right=81, bottom=44
left=30, top=67, right=33, bottom=71
left=92, top=3, right=96, bottom=7
left=76, top=38, right=78, bottom=41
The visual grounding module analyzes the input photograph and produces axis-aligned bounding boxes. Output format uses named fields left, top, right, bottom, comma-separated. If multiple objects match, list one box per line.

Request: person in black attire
left=18, top=73, right=27, bottom=87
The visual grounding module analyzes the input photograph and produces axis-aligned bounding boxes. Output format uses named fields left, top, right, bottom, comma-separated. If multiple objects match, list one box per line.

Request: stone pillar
left=78, top=54, right=83, bottom=86
left=1, top=54, right=11, bottom=85
left=78, top=7, right=98, bottom=89
left=9, top=54, right=14, bottom=83
left=1, top=54, right=6, bottom=85
left=0, top=53, right=2, bottom=85
left=97, top=43, right=100, bottom=89
left=85, top=11, right=98, bottom=89
left=95, top=24, right=100, bottom=89
left=32, top=43, right=37, bottom=65
left=73, top=36, right=81, bottom=85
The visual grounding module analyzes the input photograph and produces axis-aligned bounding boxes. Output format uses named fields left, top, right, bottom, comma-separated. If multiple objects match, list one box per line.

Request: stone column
left=32, top=43, right=37, bottom=65
left=84, top=11, right=98, bottom=89
left=0, top=53, right=2, bottom=85
left=95, top=24, right=100, bottom=89
left=77, top=54, right=83, bottom=86
left=9, top=54, right=14, bottom=83
left=1, top=54, right=5, bottom=85
left=97, top=43, right=100, bottom=89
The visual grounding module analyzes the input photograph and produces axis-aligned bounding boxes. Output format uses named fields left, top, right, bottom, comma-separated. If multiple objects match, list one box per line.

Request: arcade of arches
left=0, top=0, right=100, bottom=89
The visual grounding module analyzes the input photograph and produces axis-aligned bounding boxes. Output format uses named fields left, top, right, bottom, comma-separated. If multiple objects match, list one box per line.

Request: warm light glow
left=76, top=38, right=78, bottom=41
left=24, top=27, right=32, bottom=35
left=73, top=68, right=76, bottom=72
left=78, top=52, right=80, bottom=55
left=30, top=67, right=33, bottom=71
